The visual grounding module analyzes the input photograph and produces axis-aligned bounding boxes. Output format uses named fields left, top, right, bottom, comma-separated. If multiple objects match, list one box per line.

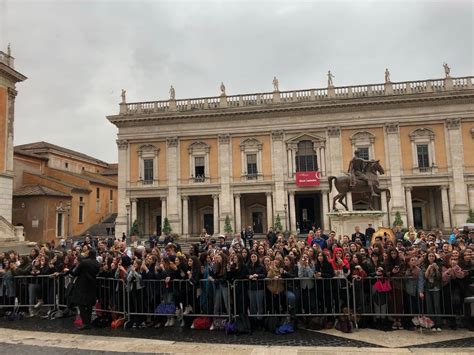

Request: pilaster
left=218, top=134, right=232, bottom=233
left=271, top=130, right=286, bottom=226
left=115, top=139, right=129, bottom=238
left=166, top=137, right=180, bottom=232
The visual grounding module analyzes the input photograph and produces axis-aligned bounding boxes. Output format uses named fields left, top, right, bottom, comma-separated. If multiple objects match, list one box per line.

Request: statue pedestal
left=327, top=210, right=386, bottom=238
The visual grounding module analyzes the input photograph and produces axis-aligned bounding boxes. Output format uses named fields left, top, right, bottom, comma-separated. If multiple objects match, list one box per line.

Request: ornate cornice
left=446, top=118, right=461, bottom=130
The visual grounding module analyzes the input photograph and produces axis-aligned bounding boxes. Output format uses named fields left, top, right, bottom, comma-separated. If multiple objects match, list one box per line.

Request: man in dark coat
left=69, top=249, right=100, bottom=330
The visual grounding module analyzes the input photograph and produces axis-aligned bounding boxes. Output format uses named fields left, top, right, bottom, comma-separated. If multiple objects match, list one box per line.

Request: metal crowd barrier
left=127, top=279, right=231, bottom=324
left=233, top=277, right=351, bottom=317
left=351, top=276, right=467, bottom=318
left=0, top=274, right=471, bottom=326
left=0, top=275, right=57, bottom=314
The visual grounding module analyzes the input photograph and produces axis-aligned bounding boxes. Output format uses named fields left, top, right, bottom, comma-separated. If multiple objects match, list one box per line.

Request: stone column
left=182, top=196, right=189, bottom=239
left=405, top=187, right=414, bottom=228
left=346, top=191, right=353, bottom=211
left=271, top=131, right=286, bottom=224
left=289, top=191, right=296, bottom=233
left=445, top=118, right=469, bottom=226
left=218, top=134, right=232, bottom=233
left=213, top=194, right=219, bottom=236
left=385, top=123, right=407, bottom=226
left=429, top=189, right=437, bottom=228
left=144, top=200, right=150, bottom=234
left=327, top=127, right=342, bottom=203
left=130, top=198, right=138, bottom=226
left=321, top=190, right=330, bottom=231
left=469, top=185, right=474, bottom=210
left=381, top=191, right=389, bottom=227
left=440, top=186, right=451, bottom=229
left=166, top=137, right=180, bottom=232
left=266, top=192, right=273, bottom=232
left=320, top=145, right=326, bottom=176
left=160, top=196, right=167, bottom=228
left=115, top=139, right=129, bottom=238
left=287, top=148, right=293, bottom=178
left=234, top=194, right=241, bottom=233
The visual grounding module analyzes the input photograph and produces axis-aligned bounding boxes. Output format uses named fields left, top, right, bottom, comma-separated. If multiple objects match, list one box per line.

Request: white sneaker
left=164, top=319, right=171, bottom=327
left=436, top=327, right=442, bottom=332
left=431, top=327, right=437, bottom=332
left=184, top=305, right=193, bottom=315
left=209, top=323, right=215, bottom=331
left=191, top=323, right=195, bottom=329
left=168, top=318, right=175, bottom=327
left=34, top=301, right=43, bottom=309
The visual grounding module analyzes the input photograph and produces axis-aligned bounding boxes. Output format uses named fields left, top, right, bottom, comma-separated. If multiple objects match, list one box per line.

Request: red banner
left=295, top=171, right=321, bottom=187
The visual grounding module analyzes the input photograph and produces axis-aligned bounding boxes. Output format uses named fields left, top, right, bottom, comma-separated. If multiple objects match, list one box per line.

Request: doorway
left=413, top=207, right=423, bottom=230
left=252, top=212, right=263, bottom=233
left=295, top=194, right=321, bottom=233
left=204, top=213, right=214, bottom=235
left=155, top=215, right=162, bottom=235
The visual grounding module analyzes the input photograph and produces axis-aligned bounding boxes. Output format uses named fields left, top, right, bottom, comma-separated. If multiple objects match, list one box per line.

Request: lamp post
left=283, top=203, right=288, bottom=232
left=125, top=203, right=130, bottom=238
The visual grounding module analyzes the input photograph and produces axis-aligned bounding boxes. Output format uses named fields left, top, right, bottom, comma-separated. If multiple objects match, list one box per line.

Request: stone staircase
left=80, top=213, right=117, bottom=237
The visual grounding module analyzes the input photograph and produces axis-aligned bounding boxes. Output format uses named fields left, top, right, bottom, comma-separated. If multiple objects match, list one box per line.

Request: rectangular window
left=78, top=205, right=84, bottom=223
left=57, top=213, right=63, bottom=237
left=143, top=159, right=154, bottom=183
left=65, top=162, right=69, bottom=169
left=358, top=147, right=369, bottom=160
left=296, top=155, right=316, bottom=172
left=417, top=144, right=430, bottom=168
left=246, top=154, right=258, bottom=178
left=96, top=187, right=100, bottom=199
left=194, top=156, right=205, bottom=181
left=109, top=190, right=113, bottom=200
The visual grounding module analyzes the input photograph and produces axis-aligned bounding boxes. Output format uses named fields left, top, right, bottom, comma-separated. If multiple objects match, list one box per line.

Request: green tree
left=162, top=217, right=172, bottom=234
left=274, top=214, right=283, bottom=232
left=467, top=209, right=474, bottom=223
left=393, top=211, right=403, bottom=227
left=130, top=219, right=140, bottom=236
left=224, top=215, right=233, bottom=234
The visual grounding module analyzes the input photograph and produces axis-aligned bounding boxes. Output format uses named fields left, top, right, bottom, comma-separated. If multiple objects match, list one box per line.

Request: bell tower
left=0, top=44, right=27, bottom=241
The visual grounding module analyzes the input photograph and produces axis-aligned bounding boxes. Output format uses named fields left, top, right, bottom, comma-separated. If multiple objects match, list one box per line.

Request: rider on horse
left=348, top=150, right=379, bottom=197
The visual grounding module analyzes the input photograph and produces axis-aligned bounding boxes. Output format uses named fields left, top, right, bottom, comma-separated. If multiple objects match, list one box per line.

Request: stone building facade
left=0, top=46, right=26, bottom=241
left=108, top=73, right=474, bottom=238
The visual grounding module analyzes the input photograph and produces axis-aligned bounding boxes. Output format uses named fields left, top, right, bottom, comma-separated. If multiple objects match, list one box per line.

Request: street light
left=125, top=203, right=130, bottom=238
left=283, top=203, right=288, bottom=232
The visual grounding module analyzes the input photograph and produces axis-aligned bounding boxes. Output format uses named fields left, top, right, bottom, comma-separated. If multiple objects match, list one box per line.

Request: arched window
left=296, top=140, right=317, bottom=172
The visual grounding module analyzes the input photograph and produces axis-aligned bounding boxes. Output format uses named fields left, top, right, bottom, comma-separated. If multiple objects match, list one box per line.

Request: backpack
left=212, top=318, right=227, bottom=330
left=192, top=317, right=212, bottom=330
left=225, top=320, right=237, bottom=334
left=155, top=303, right=176, bottom=315
left=306, top=316, right=327, bottom=330
left=236, top=314, right=252, bottom=334
left=275, top=323, right=294, bottom=335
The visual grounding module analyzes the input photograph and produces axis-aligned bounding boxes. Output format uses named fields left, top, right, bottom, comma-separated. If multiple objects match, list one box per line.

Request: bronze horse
left=328, top=160, right=391, bottom=211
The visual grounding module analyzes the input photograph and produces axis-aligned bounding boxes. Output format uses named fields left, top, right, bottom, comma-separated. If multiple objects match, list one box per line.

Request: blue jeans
left=248, top=289, right=264, bottom=319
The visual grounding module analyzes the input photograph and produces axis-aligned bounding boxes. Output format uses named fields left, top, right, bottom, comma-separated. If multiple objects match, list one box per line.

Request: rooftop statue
left=327, top=70, right=335, bottom=87
left=169, top=85, right=175, bottom=100
left=121, top=89, right=126, bottom=104
left=273, top=76, right=279, bottom=92
left=443, top=62, right=451, bottom=77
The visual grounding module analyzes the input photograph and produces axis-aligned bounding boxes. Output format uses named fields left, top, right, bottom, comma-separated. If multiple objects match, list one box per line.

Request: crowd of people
left=0, top=224, right=472, bottom=333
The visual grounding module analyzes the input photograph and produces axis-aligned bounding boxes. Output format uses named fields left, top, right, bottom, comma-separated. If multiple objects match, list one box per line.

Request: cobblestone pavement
left=0, top=343, right=159, bottom=355
left=0, top=316, right=472, bottom=350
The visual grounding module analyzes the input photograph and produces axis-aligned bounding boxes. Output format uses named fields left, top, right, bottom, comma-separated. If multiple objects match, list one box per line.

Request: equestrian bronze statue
left=328, top=150, right=391, bottom=211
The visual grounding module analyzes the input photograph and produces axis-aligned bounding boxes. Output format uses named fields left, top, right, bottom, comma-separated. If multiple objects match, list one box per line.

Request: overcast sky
left=1, top=0, right=473, bottom=163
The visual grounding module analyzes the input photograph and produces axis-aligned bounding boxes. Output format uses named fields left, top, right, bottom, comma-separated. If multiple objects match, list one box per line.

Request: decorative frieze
left=166, top=137, right=179, bottom=147
left=446, top=118, right=461, bottom=130
left=116, top=139, right=129, bottom=150
left=385, top=122, right=399, bottom=134
left=327, top=126, right=340, bottom=138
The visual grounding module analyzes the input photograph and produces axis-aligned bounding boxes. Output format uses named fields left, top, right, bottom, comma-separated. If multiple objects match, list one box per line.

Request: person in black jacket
left=247, top=252, right=266, bottom=320
left=68, top=249, right=100, bottom=330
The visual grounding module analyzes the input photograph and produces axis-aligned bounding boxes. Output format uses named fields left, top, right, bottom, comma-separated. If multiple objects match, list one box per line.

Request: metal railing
left=0, top=274, right=471, bottom=327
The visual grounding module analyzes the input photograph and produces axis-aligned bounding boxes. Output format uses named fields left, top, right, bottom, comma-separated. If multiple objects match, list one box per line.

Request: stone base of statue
left=0, top=217, right=31, bottom=253
left=327, top=210, right=386, bottom=238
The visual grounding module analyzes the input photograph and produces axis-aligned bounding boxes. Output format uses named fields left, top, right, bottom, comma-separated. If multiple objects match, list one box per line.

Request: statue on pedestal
left=272, top=76, right=279, bottom=91
left=121, top=89, right=126, bottom=104
left=220, top=82, right=226, bottom=96
left=328, top=150, right=391, bottom=211
left=385, top=68, right=391, bottom=83
left=327, top=70, right=334, bottom=87
left=169, top=85, right=175, bottom=100
left=443, top=62, right=451, bottom=77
